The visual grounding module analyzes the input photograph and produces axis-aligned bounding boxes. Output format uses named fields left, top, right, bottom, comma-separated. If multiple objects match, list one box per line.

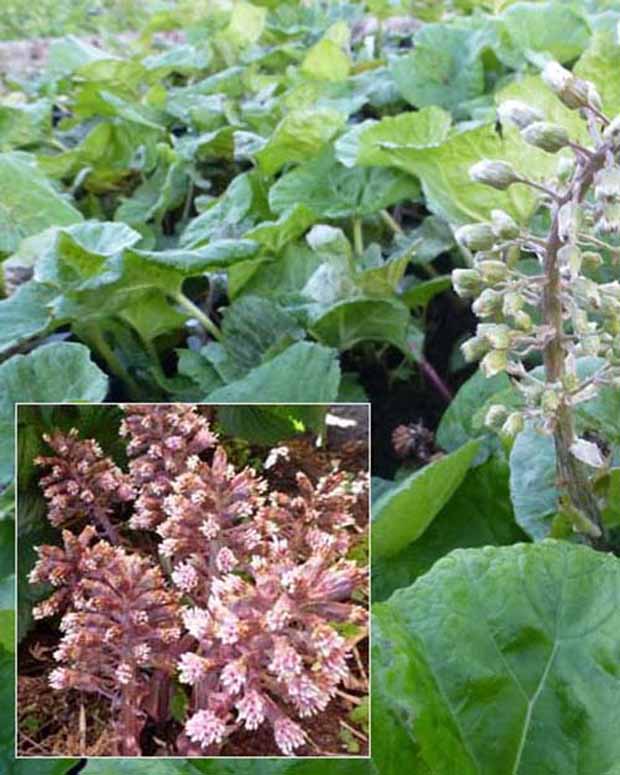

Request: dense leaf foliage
left=3, top=0, right=620, bottom=772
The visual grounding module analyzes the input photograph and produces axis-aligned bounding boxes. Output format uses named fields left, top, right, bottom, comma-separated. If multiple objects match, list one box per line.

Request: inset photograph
left=16, top=403, right=369, bottom=758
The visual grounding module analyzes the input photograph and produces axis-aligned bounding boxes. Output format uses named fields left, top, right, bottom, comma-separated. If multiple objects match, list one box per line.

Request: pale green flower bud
left=484, top=404, right=508, bottom=429
left=542, top=61, right=591, bottom=110
left=603, top=115, right=620, bottom=148
left=586, top=82, right=603, bottom=113
left=513, top=311, right=533, bottom=332
left=582, top=334, right=601, bottom=357
left=556, top=155, right=575, bottom=182
left=558, top=245, right=582, bottom=278
left=576, top=277, right=602, bottom=309
left=581, top=251, right=602, bottom=271
left=461, top=335, right=488, bottom=362
left=480, top=349, right=508, bottom=378
left=505, top=244, right=522, bottom=268
left=472, top=288, right=503, bottom=318
left=502, top=292, right=524, bottom=317
left=455, top=223, right=495, bottom=252
left=570, top=438, right=606, bottom=468
left=574, top=309, right=590, bottom=334
left=594, top=167, right=620, bottom=201
left=469, top=160, right=520, bottom=190
left=541, top=389, right=560, bottom=414
left=477, top=259, right=509, bottom=284
left=452, top=268, right=482, bottom=299
left=520, top=381, right=543, bottom=404
left=558, top=201, right=580, bottom=243
left=561, top=371, right=579, bottom=392
left=521, top=121, right=570, bottom=153
left=477, top=323, right=511, bottom=350
left=491, top=209, right=519, bottom=240
left=501, top=412, right=524, bottom=438
left=497, top=100, right=544, bottom=130
left=597, top=202, right=620, bottom=235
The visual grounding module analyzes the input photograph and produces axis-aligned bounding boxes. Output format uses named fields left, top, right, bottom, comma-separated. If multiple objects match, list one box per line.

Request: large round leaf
left=374, top=541, right=620, bottom=774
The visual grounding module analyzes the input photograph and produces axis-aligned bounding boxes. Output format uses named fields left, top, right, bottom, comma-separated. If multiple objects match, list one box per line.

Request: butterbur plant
left=21, top=404, right=368, bottom=757
left=453, top=60, right=620, bottom=544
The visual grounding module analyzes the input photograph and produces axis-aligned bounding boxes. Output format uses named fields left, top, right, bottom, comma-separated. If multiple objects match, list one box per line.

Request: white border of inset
left=14, top=401, right=372, bottom=761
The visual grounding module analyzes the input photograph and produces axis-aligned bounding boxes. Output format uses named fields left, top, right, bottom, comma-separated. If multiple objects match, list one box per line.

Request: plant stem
left=173, top=291, right=222, bottom=341
left=543, top=147, right=608, bottom=545
left=409, top=341, right=453, bottom=403
left=380, top=208, right=403, bottom=234
left=352, top=217, right=364, bottom=256
left=78, top=324, right=142, bottom=399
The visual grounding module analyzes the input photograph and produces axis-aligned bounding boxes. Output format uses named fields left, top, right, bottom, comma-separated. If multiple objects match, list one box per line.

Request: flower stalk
left=452, top=61, right=620, bottom=545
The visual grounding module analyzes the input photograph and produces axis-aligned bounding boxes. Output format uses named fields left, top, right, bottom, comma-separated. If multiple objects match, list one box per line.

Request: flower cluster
left=35, top=429, right=134, bottom=543
left=28, top=407, right=368, bottom=757
left=29, top=525, right=98, bottom=620
left=452, top=60, right=620, bottom=539
left=174, top=534, right=367, bottom=756
left=42, top=535, right=181, bottom=754
left=120, top=404, right=216, bottom=530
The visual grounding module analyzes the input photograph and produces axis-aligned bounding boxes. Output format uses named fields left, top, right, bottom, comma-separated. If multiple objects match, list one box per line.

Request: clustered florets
left=35, top=429, right=134, bottom=542
left=453, top=61, right=620, bottom=442
left=31, top=526, right=181, bottom=755
left=29, top=405, right=368, bottom=756
left=452, top=61, right=620, bottom=539
left=120, top=404, right=216, bottom=530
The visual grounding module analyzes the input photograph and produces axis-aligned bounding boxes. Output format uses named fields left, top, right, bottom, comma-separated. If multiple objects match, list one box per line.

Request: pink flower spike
left=236, top=689, right=266, bottom=730
left=172, top=561, right=199, bottom=592
left=182, top=606, right=211, bottom=639
left=185, top=709, right=227, bottom=747
left=215, top=547, right=238, bottom=573
left=274, top=717, right=305, bottom=756
left=220, top=658, right=247, bottom=695
left=49, top=667, right=68, bottom=690
left=178, top=652, right=209, bottom=685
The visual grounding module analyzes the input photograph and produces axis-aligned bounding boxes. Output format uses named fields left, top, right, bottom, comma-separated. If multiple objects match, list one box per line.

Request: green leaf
left=310, top=297, right=411, bottom=351
left=437, top=370, right=511, bottom=457
left=372, top=455, right=528, bottom=602
left=400, top=215, right=455, bottom=265
left=391, top=25, right=485, bottom=112
left=269, top=148, right=419, bottom=219
left=244, top=204, right=316, bottom=254
left=302, top=39, right=350, bottom=82
left=0, top=99, right=51, bottom=151
left=0, top=342, right=108, bottom=484
left=218, top=295, right=304, bottom=372
left=207, top=342, right=340, bottom=403
left=180, top=173, right=255, bottom=249
left=255, top=108, right=346, bottom=176
left=364, top=122, right=563, bottom=225
left=0, top=152, right=82, bottom=253
left=509, top=423, right=557, bottom=540
left=0, top=575, right=14, bottom=651
left=372, top=439, right=481, bottom=559
left=401, top=276, right=452, bottom=309
left=373, top=541, right=620, bottom=774
left=0, top=282, right=58, bottom=355
left=220, top=1, right=267, bottom=49
left=334, top=107, right=452, bottom=169
left=502, top=1, right=591, bottom=64
left=81, top=762, right=193, bottom=775
left=217, top=405, right=326, bottom=446
left=371, top=628, right=430, bottom=775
